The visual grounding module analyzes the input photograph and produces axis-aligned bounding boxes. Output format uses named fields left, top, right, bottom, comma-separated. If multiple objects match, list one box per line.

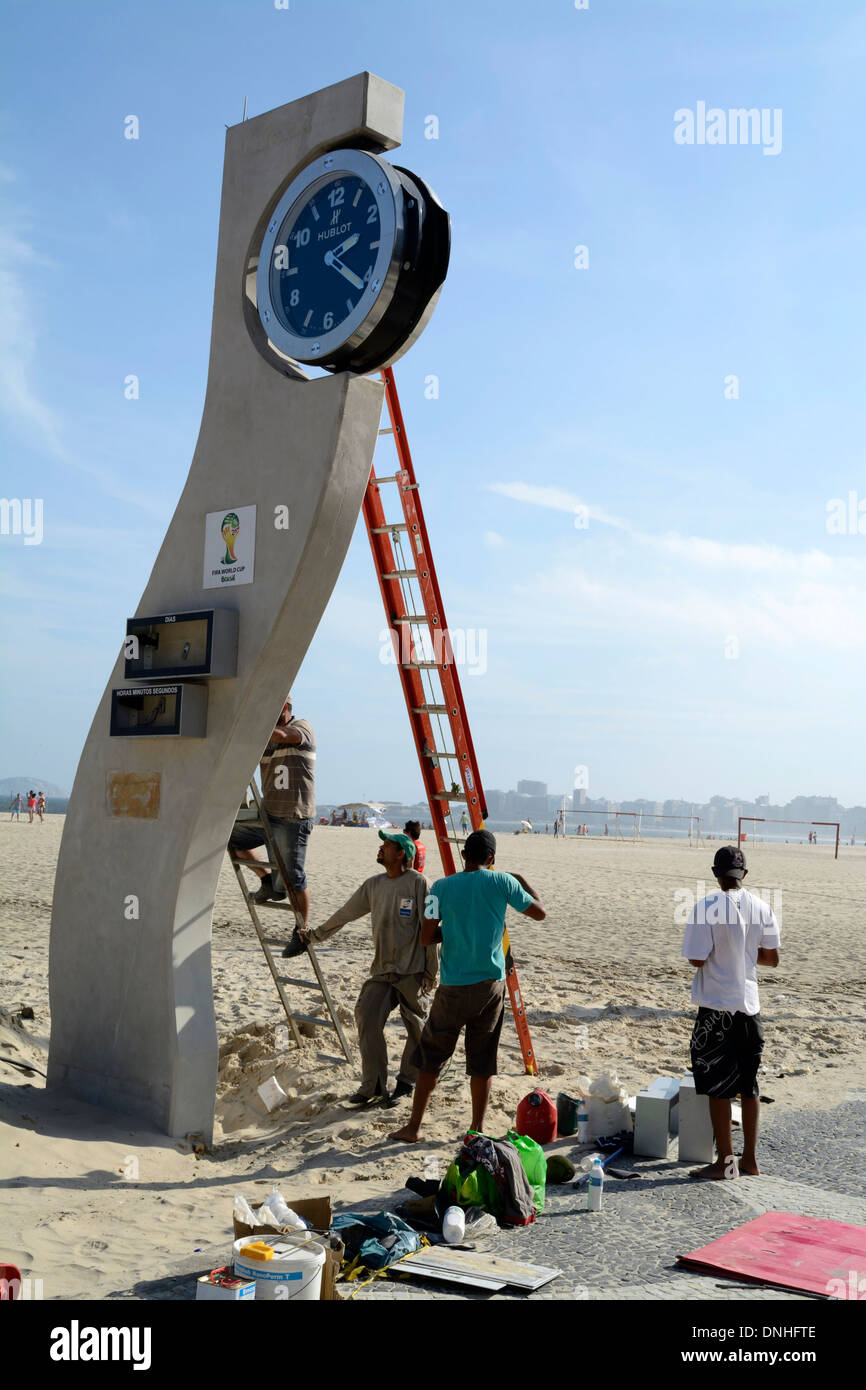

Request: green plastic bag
left=505, top=1128, right=546, bottom=1214
left=442, top=1157, right=502, bottom=1216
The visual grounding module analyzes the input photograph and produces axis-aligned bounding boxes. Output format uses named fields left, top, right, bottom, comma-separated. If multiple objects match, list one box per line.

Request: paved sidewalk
left=349, top=1097, right=866, bottom=1302
left=107, top=1096, right=865, bottom=1301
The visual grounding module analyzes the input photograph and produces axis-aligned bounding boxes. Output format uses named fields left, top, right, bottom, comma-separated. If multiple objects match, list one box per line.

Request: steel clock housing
left=254, top=147, right=450, bottom=375
left=256, top=148, right=406, bottom=368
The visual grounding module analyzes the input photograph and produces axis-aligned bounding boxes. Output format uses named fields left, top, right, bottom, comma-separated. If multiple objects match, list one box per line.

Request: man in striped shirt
left=229, top=695, right=316, bottom=924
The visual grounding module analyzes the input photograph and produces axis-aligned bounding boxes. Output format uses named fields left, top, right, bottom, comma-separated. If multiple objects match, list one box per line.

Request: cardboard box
left=232, top=1197, right=342, bottom=1301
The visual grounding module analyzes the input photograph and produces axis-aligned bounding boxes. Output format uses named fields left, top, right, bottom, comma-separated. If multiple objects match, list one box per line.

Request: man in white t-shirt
left=681, top=845, right=780, bottom=1180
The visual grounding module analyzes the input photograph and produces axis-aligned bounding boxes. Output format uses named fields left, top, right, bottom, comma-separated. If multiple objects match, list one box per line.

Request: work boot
left=254, top=875, right=287, bottom=904
left=282, top=928, right=308, bottom=958
left=347, top=1080, right=386, bottom=1107
left=389, top=1079, right=414, bottom=1104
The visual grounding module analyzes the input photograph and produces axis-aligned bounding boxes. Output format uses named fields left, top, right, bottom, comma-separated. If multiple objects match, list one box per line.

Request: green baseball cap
left=378, top=829, right=416, bottom=863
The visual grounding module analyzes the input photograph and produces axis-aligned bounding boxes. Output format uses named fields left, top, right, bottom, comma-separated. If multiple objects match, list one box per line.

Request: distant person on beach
left=553, top=817, right=559, bottom=839
left=388, top=829, right=546, bottom=1143
left=26, top=791, right=36, bottom=823
left=682, top=845, right=780, bottom=1181
left=8, top=793, right=22, bottom=821
left=228, top=695, right=315, bottom=923
left=287, top=830, right=437, bottom=1107
left=460, top=811, right=469, bottom=835
left=36, top=793, right=45, bottom=823
left=404, top=820, right=426, bottom=873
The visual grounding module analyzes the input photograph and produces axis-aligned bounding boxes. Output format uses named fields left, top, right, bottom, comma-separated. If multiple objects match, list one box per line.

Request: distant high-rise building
left=517, top=779, right=547, bottom=797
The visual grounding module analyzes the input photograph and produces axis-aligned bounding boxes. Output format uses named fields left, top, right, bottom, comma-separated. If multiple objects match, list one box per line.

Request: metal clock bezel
left=256, top=148, right=406, bottom=364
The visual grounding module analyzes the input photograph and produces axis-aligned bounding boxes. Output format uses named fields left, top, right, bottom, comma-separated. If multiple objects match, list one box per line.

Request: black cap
left=713, top=845, right=747, bottom=879
left=464, top=829, right=496, bottom=864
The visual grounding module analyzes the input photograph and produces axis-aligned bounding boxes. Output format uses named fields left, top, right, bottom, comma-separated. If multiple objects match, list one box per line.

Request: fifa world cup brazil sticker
left=203, top=505, right=256, bottom=588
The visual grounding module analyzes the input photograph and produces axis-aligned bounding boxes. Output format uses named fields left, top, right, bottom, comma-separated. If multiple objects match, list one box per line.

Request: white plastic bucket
left=233, top=1235, right=325, bottom=1301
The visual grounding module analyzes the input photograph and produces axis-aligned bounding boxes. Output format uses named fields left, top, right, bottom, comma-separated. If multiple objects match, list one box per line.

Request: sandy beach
left=2, top=815, right=865, bottom=1300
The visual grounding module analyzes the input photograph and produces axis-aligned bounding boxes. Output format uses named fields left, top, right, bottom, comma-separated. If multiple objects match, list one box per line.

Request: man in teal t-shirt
left=389, top=829, right=546, bottom=1143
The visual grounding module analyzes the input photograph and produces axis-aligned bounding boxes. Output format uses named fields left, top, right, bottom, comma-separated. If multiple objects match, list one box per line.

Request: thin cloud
left=486, top=481, right=630, bottom=530
left=0, top=230, right=68, bottom=460
left=489, top=478, right=864, bottom=578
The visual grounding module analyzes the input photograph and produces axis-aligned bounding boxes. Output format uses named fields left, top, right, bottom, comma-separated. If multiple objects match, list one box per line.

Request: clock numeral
left=323, top=311, right=335, bottom=330
left=292, top=227, right=311, bottom=247
left=328, top=185, right=345, bottom=208
left=366, top=204, right=378, bottom=225
left=289, top=288, right=300, bottom=307
left=364, top=266, right=373, bottom=284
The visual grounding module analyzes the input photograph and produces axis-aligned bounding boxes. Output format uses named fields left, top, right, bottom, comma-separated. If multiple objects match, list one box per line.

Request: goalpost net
left=737, top=816, right=841, bottom=860
left=562, top=809, right=705, bottom=846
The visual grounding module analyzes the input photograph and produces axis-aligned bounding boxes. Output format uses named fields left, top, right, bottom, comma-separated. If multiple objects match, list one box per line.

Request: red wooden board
left=678, top=1210, right=866, bottom=1298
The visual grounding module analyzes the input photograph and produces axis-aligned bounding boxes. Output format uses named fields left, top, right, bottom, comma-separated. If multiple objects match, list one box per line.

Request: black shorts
left=690, top=1007, right=764, bottom=1099
left=411, top=980, right=507, bottom=1078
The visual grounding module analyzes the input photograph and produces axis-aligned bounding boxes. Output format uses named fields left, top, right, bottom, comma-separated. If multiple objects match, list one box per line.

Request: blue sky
left=1, top=0, right=864, bottom=806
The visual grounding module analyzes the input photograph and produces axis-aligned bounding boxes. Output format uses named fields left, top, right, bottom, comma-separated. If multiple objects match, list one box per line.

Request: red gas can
left=515, top=1088, right=558, bottom=1144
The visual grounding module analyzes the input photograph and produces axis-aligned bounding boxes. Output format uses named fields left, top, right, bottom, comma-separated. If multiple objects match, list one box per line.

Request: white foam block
left=633, top=1077, right=680, bottom=1158
left=677, top=1075, right=715, bottom=1164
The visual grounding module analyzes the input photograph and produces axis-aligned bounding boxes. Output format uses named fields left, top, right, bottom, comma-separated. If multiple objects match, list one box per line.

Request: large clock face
left=270, top=174, right=382, bottom=339
left=254, top=147, right=450, bottom=374
left=257, top=148, right=403, bottom=366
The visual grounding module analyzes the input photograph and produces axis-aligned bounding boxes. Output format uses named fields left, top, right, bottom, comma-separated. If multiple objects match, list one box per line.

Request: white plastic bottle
left=578, top=1151, right=604, bottom=1173
left=586, top=1159, right=604, bottom=1212
left=442, top=1206, right=465, bottom=1244
left=576, top=1098, right=590, bottom=1143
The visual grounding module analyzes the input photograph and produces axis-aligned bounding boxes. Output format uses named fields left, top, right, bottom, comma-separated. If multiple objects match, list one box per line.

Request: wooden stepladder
left=362, top=366, right=537, bottom=1075
left=227, top=780, right=352, bottom=1061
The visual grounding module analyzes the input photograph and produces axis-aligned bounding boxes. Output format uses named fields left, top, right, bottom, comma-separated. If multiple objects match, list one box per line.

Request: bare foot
left=388, top=1125, right=421, bottom=1143
left=738, top=1161, right=760, bottom=1175
left=689, top=1160, right=737, bottom=1180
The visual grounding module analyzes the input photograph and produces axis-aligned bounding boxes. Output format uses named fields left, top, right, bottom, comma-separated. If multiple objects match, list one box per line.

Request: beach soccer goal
left=737, top=816, right=840, bottom=860
left=564, top=809, right=704, bottom=846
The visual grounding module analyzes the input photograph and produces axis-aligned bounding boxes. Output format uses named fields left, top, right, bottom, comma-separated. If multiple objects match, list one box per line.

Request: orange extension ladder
left=362, top=366, right=537, bottom=1076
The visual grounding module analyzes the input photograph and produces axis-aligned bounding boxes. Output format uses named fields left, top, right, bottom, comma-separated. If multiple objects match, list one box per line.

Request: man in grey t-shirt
left=290, top=830, right=438, bottom=1106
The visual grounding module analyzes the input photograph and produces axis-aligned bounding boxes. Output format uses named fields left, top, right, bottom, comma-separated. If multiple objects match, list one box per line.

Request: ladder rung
left=372, top=475, right=417, bottom=489
left=274, top=975, right=324, bottom=990
left=402, top=661, right=439, bottom=669
left=443, top=835, right=469, bottom=843
left=412, top=703, right=448, bottom=713
left=425, top=749, right=458, bottom=760
left=434, top=792, right=466, bottom=801
left=371, top=523, right=408, bottom=533
left=282, top=1012, right=336, bottom=1030
left=381, top=570, right=418, bottom=580
left=394, top=614, right=429, bottom=624
left=378, top=427, right=395, bottom=435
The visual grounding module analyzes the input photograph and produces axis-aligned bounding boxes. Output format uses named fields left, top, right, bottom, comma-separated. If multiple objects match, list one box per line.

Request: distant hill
left=1, top=777, right=68, bottom=798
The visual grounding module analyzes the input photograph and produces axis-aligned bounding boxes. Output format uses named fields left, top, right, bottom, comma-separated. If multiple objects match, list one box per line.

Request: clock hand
left=331, top=233, right=360, bottom=259
left=323, top=250, right=364, bottom=290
